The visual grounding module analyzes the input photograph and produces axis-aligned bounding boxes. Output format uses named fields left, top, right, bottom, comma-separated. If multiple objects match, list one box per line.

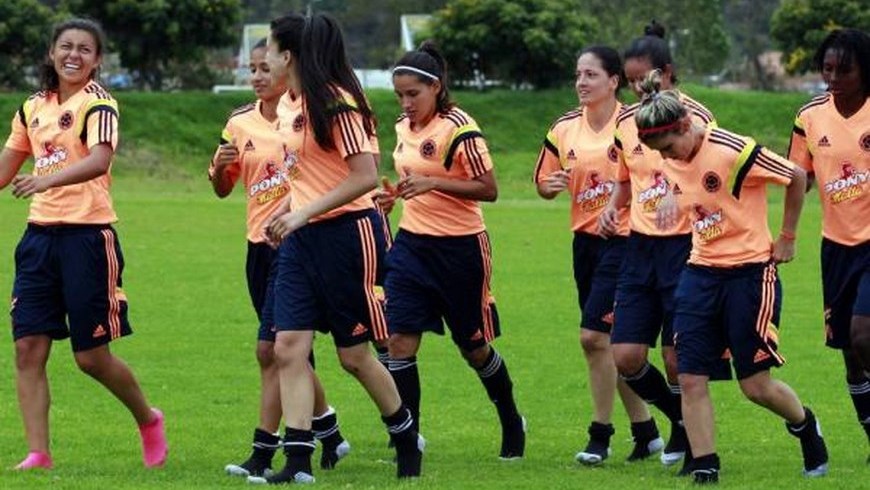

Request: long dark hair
left=624, top=20, right=678, bottom=85
left=393, top=40, right=454, bottom=114
left=814, top=28, right=870, bottom=97
left=40, top=18, right=107, bottom=92
left=270, top=13, right=375, bottom=150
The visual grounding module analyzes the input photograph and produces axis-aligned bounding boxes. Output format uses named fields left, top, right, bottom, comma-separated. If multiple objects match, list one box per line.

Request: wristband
left=779, top=230, right=796, bottom=241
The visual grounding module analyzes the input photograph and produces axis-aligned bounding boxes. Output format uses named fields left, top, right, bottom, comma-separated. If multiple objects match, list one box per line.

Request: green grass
left=0, top=86, right=865, bottom=488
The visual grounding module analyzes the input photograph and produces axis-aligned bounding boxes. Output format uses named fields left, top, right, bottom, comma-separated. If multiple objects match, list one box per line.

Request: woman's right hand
left=598, top=205, right=618, bottom=238
left=540, top=169, right=571, bottom=196
left=213, top=144, right=239, bottom=170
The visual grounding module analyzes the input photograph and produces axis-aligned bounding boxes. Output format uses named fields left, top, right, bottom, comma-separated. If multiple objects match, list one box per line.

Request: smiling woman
left=0, top=17, right=167, bottom=471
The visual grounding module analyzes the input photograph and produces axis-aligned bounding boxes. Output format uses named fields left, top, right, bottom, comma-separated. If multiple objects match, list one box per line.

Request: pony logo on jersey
left=420, top=139, right=437, bottom=159
left=249, top=147, right=298, bottom=204
left=692, top=204, right=724, bottom=241
left=34, top=142, right=69, bottom=175
left=860, top=131, right=870, bottom=152
left=637, top=171, right=670, bottom=212
left=58, top=110, right=74, bottom=130
left=824, top=162, right=868, bottom=204
left=292, top=114, right=305, bottom=132
left=607, top=144, right=618, bottom=163
left=576, top=171, right=614, bottom=212
left=703, top=171, right=721, bottom=193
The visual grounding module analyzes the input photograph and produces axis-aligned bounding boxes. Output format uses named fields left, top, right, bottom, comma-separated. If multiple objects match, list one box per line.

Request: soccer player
left=598, top=21, right=720, bottom=468
left=0, top=18, right=167, bottom=470
left=247, top=13, right=422, bottom=484
left=788, top=28, right=870, bottom=462
left=208, top=38, right=349, bottom=478
left=534, top=46, right=661, bottom=465
left=376, top=41, right=526, bottom=460
left=635, top=70, right=828, bottom=483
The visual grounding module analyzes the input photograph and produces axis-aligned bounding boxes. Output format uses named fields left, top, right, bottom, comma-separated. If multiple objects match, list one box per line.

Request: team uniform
left=6, top=81, right=128, bottom=352
left=788, top=93, right=870, bottom=349
left=210, top=100, right=292, bottom=341
left=386, top=105, right=524, bottom=459
left=386, top=107, right=498, bottom=350
left=273, top=90, right=387, bottom=347
left=612, top=95, right=715, bottom=347
left=534, top=104, right=627, bottom=333
left=666, top=128, right=797, bottom=379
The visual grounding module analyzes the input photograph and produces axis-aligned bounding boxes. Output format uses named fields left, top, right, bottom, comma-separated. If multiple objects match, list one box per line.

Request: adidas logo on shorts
left=351, top=324, right=368, bottom=336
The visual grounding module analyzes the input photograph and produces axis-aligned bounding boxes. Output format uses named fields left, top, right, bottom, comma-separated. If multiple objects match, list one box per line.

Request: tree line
left=0, top=0, right=867, bottom=91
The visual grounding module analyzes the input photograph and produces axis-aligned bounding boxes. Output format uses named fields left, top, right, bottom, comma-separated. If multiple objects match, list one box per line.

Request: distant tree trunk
left=751, top=54, right=772, bottom=91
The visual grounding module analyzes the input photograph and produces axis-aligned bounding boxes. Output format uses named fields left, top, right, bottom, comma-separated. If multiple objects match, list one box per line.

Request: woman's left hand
left=771, top=237, right=796, bottom=264
left=396, top=171, right=437, bottom=199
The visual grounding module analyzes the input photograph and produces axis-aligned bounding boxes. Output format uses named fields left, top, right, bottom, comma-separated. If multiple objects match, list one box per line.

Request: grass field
left=0, top=87, right=866, bottom=489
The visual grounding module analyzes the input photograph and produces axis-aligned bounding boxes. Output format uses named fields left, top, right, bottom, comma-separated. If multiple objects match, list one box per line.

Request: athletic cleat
left=225, top=459, right=274, bottom=478
left=247, top=469, right=315, bottom=485
left=575, top=422, right=614, bottom=466
left=692, top=467, right=719, bottom=484
left=627, top=436, right=664, bottom=462
left=14, top=451, right=53, bottom=470
left=139, top=408, right=168, bottom=468
left=499, top=416, right=526, bottom=460
left=786, top=407, right=828, bottom=478
left=320, top=439, right=351, bottom=470
left=662, top=423, right=688, bottom=466
left=395, top=433, right=425, bottom=478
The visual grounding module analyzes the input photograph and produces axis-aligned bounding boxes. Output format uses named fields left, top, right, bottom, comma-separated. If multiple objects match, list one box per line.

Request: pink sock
left=138, top=408, right=168, bottom=468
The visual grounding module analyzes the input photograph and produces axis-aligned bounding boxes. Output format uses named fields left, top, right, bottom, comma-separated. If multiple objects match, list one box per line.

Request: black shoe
left=225, top=456, right=273, bottom=478
left=575, top=422, right=614, bottom=465
left=786, top=407, right=828, bottom=477
left=662, top=422, right=688, bottom=466
left=686, top=453, right=720, bottom=485
left=246, top=462, right=314, bottom=485
left=627, top=419, right=664, bottom=462
left=500, top=416, right=526, bottom=460
left=319, top=439, right=351, bottom=470
left=394, top=433, right=425, bottom=478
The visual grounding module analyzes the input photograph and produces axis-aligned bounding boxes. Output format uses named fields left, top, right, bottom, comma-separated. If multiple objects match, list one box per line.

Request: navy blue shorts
left=821, top=238, right=870, bottom=349
left=673, top=262, right=784, bottom=380
left=11, top=224, right=132, bottom=352
left=385, top=229, right=500, bottom=352
left=611, top=232, right=691, bottom=347
left=246, top=241, right=278, bottom=342
left=274, top=209, right=388, bottom=348
left=573, top=232, right=626, bottom=333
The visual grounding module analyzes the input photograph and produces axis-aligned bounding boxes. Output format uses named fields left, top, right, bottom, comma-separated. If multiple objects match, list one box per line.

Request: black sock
left=311, top=407, right=343, bottom=450
left=630, top=418, right=660, bottom=443
left=848, top=378, right=870, bottom=442
left=382, top=405, right=415, bottom=442
left=250, top=427, right=280, bottom=466
left=693, top=452, right=720, bottom=470
left=282, top=427, right=315, bottom=475
left=622, top=362, right=682, bottom=424
left=375, top=345, right=390, bottom=369
left=388, top=356, right=420, bottom=432
left=474, top=349, right=520, bottom=427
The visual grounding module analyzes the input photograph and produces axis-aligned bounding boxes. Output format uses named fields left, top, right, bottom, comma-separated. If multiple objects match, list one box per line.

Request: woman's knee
left=580, top=329, right=610, bottom=354
left=14, top=336, right=50, bottom=371
left=612, top=344, right=647, bottom=375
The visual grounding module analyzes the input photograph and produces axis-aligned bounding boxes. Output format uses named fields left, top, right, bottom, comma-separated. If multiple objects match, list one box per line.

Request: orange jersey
left=5, top=81, right=119, bottom=225
left=665, top=128, right=797, bottom=267
left=276, top=89, right=375, bottom=222
left=789, top=93, right=870, bottom=246
left=534, top=104, right=628, bottom=235
left=615, top=93, right=716, bottom=236
left=211, top=100, right=292, bottom=243
left=392, top=107, right=493, bottom=236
